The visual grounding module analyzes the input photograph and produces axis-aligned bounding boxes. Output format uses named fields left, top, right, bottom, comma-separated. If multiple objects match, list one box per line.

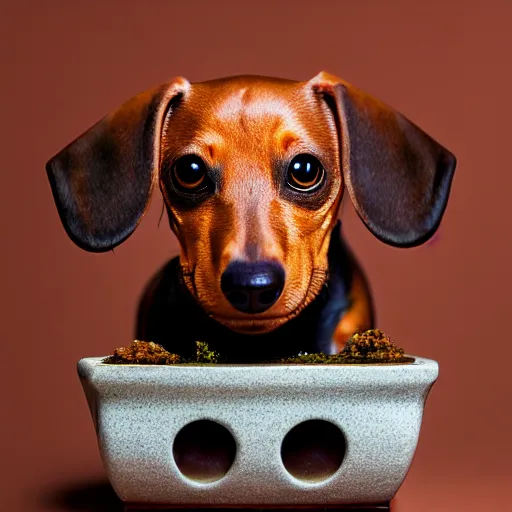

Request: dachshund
left=46, top=72, right=456, bottom=362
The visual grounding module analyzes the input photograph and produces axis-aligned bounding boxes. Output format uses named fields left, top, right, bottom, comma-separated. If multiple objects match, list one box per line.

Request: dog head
left=47, top=73, right=456, bottom=334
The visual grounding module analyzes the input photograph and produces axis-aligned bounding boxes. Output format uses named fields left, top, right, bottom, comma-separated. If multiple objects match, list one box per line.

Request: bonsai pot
left=78, top=356, right=438, bottom=508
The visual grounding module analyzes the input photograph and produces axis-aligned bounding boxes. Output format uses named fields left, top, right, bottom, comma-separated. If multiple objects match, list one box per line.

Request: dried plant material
left=103, top=340, right=219, bottom=365
left=277, top=329, right=414, bottom=365
left=341, top=329, right=412, bottom=362
left=103, top=330, right=413, bottom=366
left=103, top=340, right=181, bottom=365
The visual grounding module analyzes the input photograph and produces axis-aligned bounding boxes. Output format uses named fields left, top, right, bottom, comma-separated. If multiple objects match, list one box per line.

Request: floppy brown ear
left=46, top=77, right=190, bottom=252
left=311, top=72, right=456, bottom=247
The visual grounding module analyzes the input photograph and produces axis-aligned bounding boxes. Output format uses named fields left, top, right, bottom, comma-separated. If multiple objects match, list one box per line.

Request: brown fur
left=46, top=72, right=456, bottom=349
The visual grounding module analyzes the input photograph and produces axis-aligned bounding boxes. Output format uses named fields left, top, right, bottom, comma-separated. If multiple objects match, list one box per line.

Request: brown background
left=1, top=1, right=511, bottom=510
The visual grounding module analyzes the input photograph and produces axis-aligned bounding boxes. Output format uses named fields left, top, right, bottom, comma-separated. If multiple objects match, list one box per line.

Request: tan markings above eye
left=280, top=133, right=299, bottom=152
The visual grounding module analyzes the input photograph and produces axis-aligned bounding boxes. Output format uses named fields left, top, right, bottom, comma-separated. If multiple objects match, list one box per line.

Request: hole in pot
left=172, top=420, right=236, bottom=483
left=281, top=419, right=346, bottom=482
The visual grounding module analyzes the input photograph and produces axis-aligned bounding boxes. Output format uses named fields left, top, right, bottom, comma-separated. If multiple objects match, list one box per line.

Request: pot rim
left=79, top=354, right=434, bottom=369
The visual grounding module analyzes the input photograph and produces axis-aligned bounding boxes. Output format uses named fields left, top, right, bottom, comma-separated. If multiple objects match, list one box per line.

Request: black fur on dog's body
left=137, top=222, right=360, bottom=362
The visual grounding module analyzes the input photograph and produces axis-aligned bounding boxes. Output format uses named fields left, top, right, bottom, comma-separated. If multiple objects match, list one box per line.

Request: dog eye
left=172, top=155, right=207, bottom=192
left=287, top=154, right=325, bottom=192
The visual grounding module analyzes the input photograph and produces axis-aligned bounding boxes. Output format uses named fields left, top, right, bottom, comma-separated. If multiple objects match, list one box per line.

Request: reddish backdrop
left=1, top=1, right=511, bottom=510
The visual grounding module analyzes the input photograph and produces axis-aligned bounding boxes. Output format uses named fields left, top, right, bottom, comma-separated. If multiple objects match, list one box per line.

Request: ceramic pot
left=78, top=356, right=437, bottom=508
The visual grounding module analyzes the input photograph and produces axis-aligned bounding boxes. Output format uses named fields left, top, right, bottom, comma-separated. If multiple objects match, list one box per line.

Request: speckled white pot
left=78, top=356, right=438, bottom=508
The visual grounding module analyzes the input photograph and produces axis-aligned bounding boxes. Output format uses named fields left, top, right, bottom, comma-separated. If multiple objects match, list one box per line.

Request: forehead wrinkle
left=167, top=87, right=334, bottom=168
left=216, top=109, right=310, bottom=159
left=215, top=88, right=300, bottom=123
left=203, top=87, right=313, bottom=154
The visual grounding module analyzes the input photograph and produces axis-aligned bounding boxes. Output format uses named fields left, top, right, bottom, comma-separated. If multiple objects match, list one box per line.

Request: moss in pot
left=102, top=329, right=414, bottom=366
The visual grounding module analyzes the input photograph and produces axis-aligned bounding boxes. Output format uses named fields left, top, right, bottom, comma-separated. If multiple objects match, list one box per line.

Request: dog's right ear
left=46, top=77, right=190, bottom=252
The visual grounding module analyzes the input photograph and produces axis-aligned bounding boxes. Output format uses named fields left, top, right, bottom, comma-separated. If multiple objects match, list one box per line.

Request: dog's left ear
left=46, top=77, right=190, bottom=252
left=311, top=72, right=456, bottom=247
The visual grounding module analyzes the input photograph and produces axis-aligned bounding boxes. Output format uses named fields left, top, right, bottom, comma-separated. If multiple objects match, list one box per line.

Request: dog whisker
left=157, top=201, right=165, bottom=228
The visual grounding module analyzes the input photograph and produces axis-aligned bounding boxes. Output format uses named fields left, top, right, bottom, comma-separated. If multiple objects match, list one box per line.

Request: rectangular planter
left=78, top=356, right=438, bottom=508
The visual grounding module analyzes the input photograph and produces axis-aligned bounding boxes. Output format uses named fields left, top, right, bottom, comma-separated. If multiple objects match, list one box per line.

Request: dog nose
left=221, top=261, right=285, bottom=314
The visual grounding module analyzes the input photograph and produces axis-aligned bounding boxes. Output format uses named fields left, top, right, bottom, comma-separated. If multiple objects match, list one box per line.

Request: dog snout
left=220, top=261, right=285, bottom=314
